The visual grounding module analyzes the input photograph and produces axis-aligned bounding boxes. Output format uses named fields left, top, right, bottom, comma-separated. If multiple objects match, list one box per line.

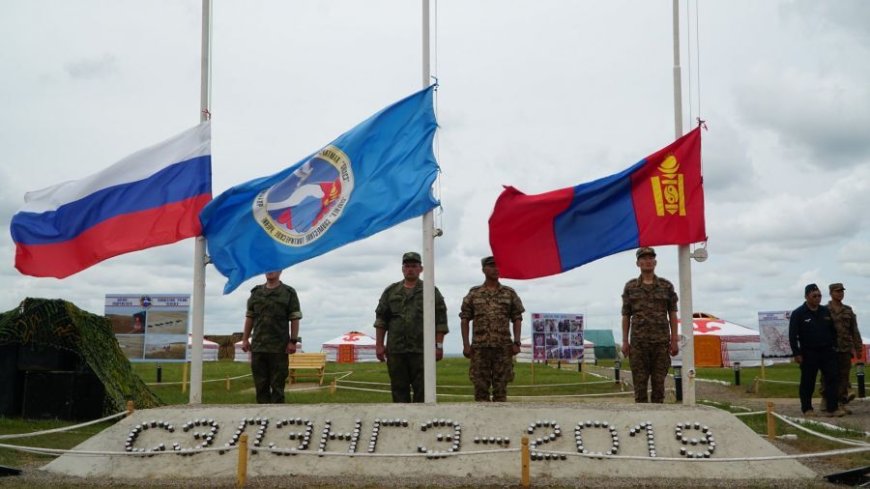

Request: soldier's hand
left=436, top=346, right=444, bottom=361
left=669, top=340, right=679, bottom=357
left=463, top=345, right=472, bottom=358
left=794, top=355, right=802, bottom=365
left=376, top=344, right=386, bottom=362
left=286, top=343, right=297, bottom=355
left=241, top=339, right=251, bottom=353
left=621, top=343, right=630, bottom=358
left=511, top=344, right=521, bottom=356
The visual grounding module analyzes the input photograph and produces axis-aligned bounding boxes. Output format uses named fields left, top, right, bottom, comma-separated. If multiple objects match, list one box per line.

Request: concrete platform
left=44, top=402, right=816, bottom=481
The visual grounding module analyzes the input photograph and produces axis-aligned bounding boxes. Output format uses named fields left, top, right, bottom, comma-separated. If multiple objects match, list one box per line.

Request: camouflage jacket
left=460, top=283, right=525, bottom=346
left=827, top=301, right=862, bottom=353
left=246, top=283, right=302, bottom=353
left=621, top=275, right=678, bottom=344
left=374, top=280, right=448, bottom=354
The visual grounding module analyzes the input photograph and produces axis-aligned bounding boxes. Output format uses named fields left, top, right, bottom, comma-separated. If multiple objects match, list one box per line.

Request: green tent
left=584, top=329, right=617, bottom=360
left=0, top=298, right=161, bottom=417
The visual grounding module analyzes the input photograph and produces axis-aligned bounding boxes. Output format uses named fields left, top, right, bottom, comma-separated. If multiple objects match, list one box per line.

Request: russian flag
left=489, top=127, right=704, bottom=279
left=11, top=122, right=212, bottom=278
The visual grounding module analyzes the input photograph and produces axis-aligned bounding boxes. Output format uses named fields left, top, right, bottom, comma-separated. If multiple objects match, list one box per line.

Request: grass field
left=1, top=358, right=866, bottom=480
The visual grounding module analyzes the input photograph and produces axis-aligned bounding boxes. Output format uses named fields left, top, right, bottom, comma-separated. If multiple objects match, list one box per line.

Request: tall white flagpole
left=672, top=0, right=696, bottom=406
left=421, top=0, right=437, bottom=404
left=189, top=0, right=212, bottom=404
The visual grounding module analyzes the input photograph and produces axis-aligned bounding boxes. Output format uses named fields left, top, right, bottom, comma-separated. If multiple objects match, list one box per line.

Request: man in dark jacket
left=789, top=283, right=844, bottom=417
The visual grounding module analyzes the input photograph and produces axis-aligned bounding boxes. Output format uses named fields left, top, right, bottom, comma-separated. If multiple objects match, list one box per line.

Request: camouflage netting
left=0, top=298, right=162, bottom=414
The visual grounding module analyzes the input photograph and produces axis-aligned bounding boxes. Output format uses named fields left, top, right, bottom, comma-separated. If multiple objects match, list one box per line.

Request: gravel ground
left=1, top=366, right=867, bottom=489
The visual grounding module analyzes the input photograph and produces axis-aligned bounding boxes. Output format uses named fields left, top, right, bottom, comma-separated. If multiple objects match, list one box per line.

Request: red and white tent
left=187, top=334, right=219, bottom=362
left=672, top=314, right=766, bottom=368
left=233, top=340, right=304, bottom=362
left=322, top=331, right=377, bottom=363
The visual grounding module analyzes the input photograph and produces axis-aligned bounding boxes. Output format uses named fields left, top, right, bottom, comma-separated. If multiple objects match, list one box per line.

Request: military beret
left=804, top=283, right=820, bottom=295
left=481, top=256, right=496, bottom=267
left=402, top=251, right=422, bottom=263
left=635, top=247, right=656, bottom=259
left=829, top=283, right=845, bottom=292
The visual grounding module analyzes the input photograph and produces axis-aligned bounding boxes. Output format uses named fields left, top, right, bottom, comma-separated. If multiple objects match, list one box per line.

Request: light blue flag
left=200, top=85, right=440, bottom=293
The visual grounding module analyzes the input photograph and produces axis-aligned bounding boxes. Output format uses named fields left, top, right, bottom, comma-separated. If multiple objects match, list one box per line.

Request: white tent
left=233, top=340, right=304, bottom=362
left=672, top=314, right=768, bottom=368
left=187, top=334, right=219, bottom=362
left=517, top=336, right=596, bottom=364
left=322, top=331, right=377, bottom=363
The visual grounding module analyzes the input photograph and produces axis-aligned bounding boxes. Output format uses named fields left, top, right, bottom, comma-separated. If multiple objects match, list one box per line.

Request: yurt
left=584, top=329, right=617, bottom=360
left=517, top=336, right=596, bottom=363
left=671, top=313, right=765, bottom=368
left=186, top=334, right=219, bottom=362
left=322, top=331, right=377, bottom=363
left=233, top=340, right=304, bottom=362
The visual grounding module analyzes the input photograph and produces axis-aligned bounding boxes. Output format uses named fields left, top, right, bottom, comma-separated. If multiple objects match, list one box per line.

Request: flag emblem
left=252, top=145, right=354, bottom=246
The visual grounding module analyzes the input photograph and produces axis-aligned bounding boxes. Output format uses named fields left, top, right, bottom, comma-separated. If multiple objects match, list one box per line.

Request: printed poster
left=758, top=310, right=792, bottom=358
left=106, top=294, right=191, bottom=362
left=531, top=312, right=584, bottom=361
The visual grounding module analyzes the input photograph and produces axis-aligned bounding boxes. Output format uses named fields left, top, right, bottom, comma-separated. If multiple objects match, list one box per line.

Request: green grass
left=133, top=358, right=623, bottom=405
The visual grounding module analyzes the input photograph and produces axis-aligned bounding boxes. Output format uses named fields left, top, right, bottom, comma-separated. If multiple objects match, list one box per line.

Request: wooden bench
left=288, top=352, right=326, bottom=385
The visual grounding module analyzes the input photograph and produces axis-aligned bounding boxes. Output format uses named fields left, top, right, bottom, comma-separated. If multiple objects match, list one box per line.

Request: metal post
left=733, top=362, right=741, bottom=386
left=126, top=400, right=135, bottom=416
left=182, top=361, right=189, bottom=394
left=156, top=365, right=162, bottom=383
left=614, top=359, right=621, bottom=383
left=857, top=363, right=866, bottom=398
left=674, top=366, right=683, bottom=402
left=577, top=359, right=582, bottom=372
left=420, top=0, right=437, bottom=405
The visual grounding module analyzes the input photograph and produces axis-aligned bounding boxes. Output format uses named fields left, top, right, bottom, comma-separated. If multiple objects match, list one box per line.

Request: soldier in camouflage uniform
left=241, top=270, right=302, bottom=404
left=460, top=256, right=525, bottom=402
left=621, top=247, right=679, bottom=403
left=822, top=283, right=863, bottom=411
left=374, top=252, right=449, bottom=403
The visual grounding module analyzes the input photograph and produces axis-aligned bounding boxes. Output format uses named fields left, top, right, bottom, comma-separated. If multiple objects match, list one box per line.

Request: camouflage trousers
left=387, top=352, right=425, bottom=403
left=251, top=352, right=289, bottom=404
left=629, top=342, right=670, bottom=403
left=819, top=351, right=855, bottom=405
left=469, top=345, right=514, bottom=402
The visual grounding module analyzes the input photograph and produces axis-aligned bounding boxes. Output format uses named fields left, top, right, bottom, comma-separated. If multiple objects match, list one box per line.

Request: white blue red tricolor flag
left=200, top=85, right=440, bottom=294
left=11, top=122, right=212, bottom=278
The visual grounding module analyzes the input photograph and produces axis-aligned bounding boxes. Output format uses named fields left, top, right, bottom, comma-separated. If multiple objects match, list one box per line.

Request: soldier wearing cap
left=789, top=283, right=843, bottom=417
left=460, top=256, right=525, bottom=402
left=374, top=251, right=449, bottom=403
left=241, top=270, right=303, bottom=404
left=822, top=283, right=863, bottom=411
left=621, top=247, right=679, bottom=403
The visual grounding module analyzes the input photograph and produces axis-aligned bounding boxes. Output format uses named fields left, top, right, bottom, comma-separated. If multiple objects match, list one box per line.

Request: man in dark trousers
left=374, top=252, right=449, bottom=403
left=789, top=283, right=844, bottom=417
left=240, top=270, right=302, bottom=404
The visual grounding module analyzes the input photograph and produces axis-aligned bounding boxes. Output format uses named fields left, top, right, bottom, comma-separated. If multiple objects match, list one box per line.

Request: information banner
left=758, top=310, right=792, bottom=358
left=530, top=312, right=584, bottom=361
left=106, top=294, right=191, bottom=362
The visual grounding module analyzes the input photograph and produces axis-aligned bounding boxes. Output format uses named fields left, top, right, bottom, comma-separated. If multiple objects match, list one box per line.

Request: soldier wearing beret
left=789, top=283, right=844, bottom=417
left=822, top=283, right=863, bottom=412
left=241, top=270, right=302, bottom=404
left=374, top=251, right=449, bottom=403
left=460, top=256, right=525, bottom=402
left=621, top=247, right=679, bottom=403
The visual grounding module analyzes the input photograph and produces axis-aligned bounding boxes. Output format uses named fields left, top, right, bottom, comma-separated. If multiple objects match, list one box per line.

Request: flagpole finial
left=696, top=118, right=707, bottom=130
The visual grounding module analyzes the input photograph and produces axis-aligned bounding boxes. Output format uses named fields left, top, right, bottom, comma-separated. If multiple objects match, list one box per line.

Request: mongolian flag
left=489, top=128, right=705, bottom=279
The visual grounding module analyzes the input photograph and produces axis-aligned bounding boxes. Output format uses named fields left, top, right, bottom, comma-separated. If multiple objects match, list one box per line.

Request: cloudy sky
left=2, top=1, right=869, bottom=354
